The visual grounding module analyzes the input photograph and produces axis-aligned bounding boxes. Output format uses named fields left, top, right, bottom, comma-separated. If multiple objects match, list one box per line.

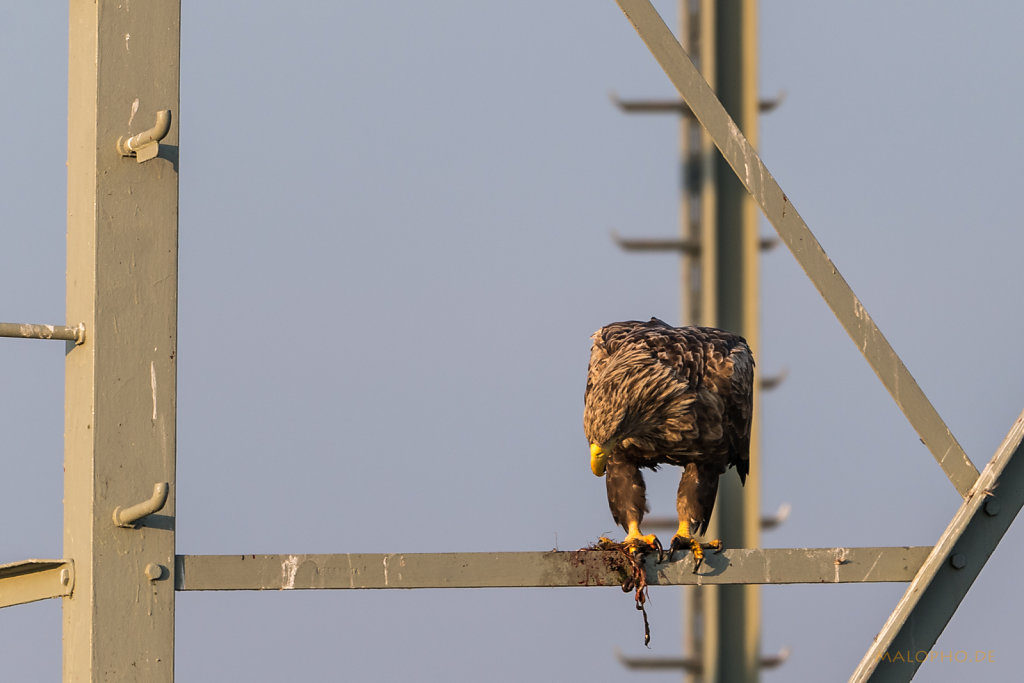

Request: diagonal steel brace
left=613, top=0, right=979, bottom=498
left=611, top=4, right=1022, bottom=682
left=850, top=410, right=1024, bottom=681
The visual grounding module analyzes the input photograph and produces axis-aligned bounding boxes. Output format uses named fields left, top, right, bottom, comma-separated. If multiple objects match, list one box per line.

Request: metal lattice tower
left=1, top=3, right=1021, bottom=682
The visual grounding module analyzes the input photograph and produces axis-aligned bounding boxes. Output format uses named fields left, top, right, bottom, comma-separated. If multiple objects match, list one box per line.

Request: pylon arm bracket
left=610, top=90, right=784, bottom=115
left=175, top=546, right=930, bottom=591
left=611, top=231, right=776, bottom=254
left=0, top=559, right=74, bottom=609
left=612, top=230, right=700, bottom=255
left=616, top=648, right=702, bottom=672
left=614, top=0, right=979, bottom=498
left=616, top=645, right=789, bottom=672
left=0, top=322, right=85, bottom=345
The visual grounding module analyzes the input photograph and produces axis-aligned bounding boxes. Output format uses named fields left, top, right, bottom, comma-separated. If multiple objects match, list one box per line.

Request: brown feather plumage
left=584, top=318, right=754, bottom=537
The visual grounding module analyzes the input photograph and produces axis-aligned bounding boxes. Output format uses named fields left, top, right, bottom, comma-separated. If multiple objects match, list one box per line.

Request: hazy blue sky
left=3, top=2, right=1024, bottom=681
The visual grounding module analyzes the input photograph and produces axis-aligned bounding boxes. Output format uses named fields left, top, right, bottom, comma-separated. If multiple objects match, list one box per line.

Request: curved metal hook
left=760, top=501, right=792, bottom=530
left=117, top=109, right=172, bottom=162
left=113, top=482, right=169, bottom=527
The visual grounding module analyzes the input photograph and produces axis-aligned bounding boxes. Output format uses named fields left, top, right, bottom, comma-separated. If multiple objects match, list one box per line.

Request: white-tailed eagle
left=583, top=318, right=754, bottom=567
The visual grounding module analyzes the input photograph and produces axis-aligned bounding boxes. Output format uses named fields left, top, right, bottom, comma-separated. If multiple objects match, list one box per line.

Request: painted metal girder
left=0, top=560, right=74, bottom=608
left=174, top=546, right=930, bottom=591
left=64, top=1, right=180, bottom=680
left=851, top=410, right=1024, bottom=681
left=0, top=322, right=85, bottom=344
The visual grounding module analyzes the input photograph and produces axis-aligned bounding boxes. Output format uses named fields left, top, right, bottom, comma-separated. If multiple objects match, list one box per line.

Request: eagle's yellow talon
left=666, top=531, right=723, bottom=572
left=627, top=533, right=659, bottom=547
left=622, top=522, right=661, bottom=554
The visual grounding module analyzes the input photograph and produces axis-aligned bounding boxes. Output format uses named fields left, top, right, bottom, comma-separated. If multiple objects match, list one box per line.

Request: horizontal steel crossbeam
left=611, top=232, right=778, bottom=254
left=0, top=322, right=85, bottom=344
left=0, top=559, right=74, bottom=608
left=609, top=91, right=784, bottom=115
left=174, top=546, right=930, bottom=591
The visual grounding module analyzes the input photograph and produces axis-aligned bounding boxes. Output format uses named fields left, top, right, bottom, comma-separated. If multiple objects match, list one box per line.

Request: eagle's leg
left=671, top=464, right=724, bottom=571
left=606, top=458, right=661, bottom=555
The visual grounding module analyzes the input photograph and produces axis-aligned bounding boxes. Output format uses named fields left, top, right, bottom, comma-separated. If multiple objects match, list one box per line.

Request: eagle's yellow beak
left=590, top=443, right=607, bottom=477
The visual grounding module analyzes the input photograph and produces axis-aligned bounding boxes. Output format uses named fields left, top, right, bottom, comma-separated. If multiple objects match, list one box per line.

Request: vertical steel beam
left=674, top=2, right=761, bottom=680
left=692, top=3, right=723, bottom=679
left=678, top=1, right=702, bottom=329
left=64, top=2, right=180, bottom=680
left=695, top=0, right=718, bottom=331
left=694, top=2, right=761, bottom=682
left=679, top=6, right=707, bottom=676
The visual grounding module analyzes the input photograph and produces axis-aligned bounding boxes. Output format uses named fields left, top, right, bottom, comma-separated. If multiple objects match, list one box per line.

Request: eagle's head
left=584, top=342, right=693, bottom=477
left=583, top=349, right=662, bottom=477
left=584, top=405, right=659, bottom=477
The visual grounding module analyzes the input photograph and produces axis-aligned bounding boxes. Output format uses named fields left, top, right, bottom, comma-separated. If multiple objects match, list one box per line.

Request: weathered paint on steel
left=64, top=1, right=180, bottom=680
left=695, top=1, right=764, bottom=680
left=0, top=560, right=74, bottom=608
left=852, top=410, right=1024, bottom=682
left=174, top=547, right=930, bottom=591
left=0, top=322, right=84, bottom=344
left=614, top=0, right=980, bottom=499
